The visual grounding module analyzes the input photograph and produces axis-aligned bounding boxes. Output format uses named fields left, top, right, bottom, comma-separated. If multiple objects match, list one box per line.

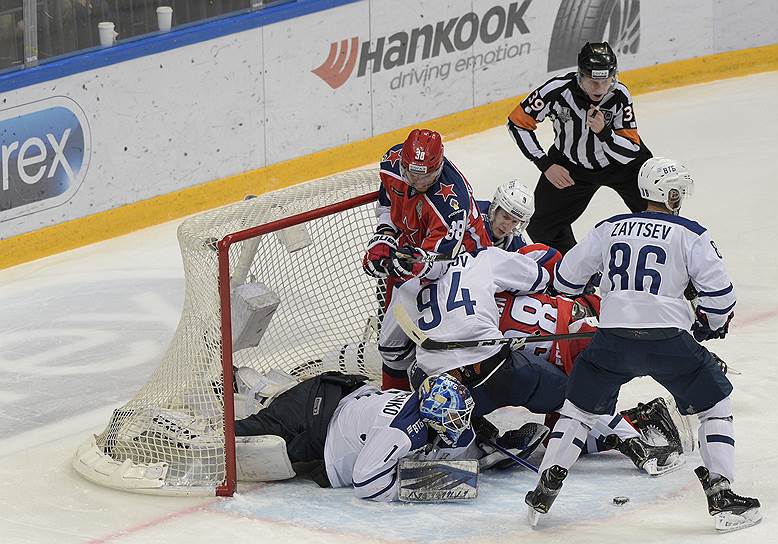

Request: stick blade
left=392, top=303, right=429, bottom=347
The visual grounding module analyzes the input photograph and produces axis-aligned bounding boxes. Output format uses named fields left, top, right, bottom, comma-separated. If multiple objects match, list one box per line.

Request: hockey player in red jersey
left=497, top=291, right=600, bottom=375
left=362, top=129, right=491, bottom=390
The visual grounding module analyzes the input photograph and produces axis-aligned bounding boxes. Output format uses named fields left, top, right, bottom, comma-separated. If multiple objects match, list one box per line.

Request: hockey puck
left=612, top=496, right=629, bottom=506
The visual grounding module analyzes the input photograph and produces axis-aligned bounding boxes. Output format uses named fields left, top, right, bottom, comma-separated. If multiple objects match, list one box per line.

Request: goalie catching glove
left=362, top=232, right=397, bottom=278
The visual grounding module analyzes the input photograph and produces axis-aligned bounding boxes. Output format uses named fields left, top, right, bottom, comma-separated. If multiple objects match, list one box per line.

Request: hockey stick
left=393, top=304, right=595, bottom=350
left=393, top=248, right=460, bottom=264
left=486, top=439, right=539, bottom=473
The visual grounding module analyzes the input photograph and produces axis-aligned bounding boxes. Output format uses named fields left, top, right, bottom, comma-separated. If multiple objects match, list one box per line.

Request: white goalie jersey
left=554, top=211, right=736, bottom=330
left=324, top=385, right=474, bottom=501
left=394, top=247, right=549, bottom=375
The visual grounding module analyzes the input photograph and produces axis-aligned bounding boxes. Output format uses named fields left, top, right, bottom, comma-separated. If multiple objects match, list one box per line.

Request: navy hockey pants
left=471, top=350, right=568, bottom=418
left=566, top=328, right=733, bottom=416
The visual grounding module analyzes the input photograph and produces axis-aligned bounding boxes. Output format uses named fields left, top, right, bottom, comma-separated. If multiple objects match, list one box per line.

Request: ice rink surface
left=1, top=72, right=777, bottom=543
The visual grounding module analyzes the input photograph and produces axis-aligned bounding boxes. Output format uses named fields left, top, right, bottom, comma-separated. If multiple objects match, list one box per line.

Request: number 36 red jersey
left=495, top=292, right=601, bottom=375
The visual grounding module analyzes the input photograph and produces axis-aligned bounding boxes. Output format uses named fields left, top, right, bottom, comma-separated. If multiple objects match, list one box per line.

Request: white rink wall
left=1, top=0, right=777, bottom=240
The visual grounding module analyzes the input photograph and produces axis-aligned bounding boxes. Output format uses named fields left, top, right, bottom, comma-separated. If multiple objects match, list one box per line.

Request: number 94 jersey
left=395, top=247, right=549, bottom=375
left=553, top=211, right=736, bottom=330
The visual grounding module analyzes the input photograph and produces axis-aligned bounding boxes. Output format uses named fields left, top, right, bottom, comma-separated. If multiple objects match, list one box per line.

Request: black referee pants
left=526, top=148, right=651, bottom=254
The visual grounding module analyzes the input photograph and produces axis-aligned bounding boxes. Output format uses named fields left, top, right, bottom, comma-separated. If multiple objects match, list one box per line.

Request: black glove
left=472, top=416, right=499, bottom=443
left=544, top=283, right=559, bottom=296
left=583, top=272, right=602, bottom=295
left=691, top=308, right=731, bottom=342
left=684, top=281, right=699, bottom=301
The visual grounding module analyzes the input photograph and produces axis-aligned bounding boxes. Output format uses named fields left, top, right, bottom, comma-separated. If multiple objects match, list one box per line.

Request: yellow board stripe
left=2, top=43, right=778, bottom=270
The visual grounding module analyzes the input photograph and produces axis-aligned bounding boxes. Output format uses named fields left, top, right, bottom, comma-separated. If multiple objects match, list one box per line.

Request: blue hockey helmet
left=419, top=374, right=474, bottom=446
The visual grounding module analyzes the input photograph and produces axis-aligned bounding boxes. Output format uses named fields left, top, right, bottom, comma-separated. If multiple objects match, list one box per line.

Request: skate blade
left=714, top=508, right=762, bottom=532
left=527, top=506, right=541, bottom=528
left=644, top=453, right=685, bottom=477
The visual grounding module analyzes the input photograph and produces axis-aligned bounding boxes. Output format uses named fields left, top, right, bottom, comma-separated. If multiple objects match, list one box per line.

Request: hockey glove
left=362, top=233, right=397, bottom=278
left=387, top=246, right=434, bottom=281
left=583, top=272, right=602, bottom=295
left=684, top=281, right=699, bottom=301
left=478, top=422, right=549, bottom=470
left=691, top=308, right=732, bottom=342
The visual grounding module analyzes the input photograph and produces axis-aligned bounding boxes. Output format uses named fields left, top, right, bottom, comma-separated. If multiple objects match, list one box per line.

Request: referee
left=507, top=42, right=652, bottom=253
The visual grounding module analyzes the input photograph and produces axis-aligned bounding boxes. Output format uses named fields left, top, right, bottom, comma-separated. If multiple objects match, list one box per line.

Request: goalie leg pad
left=397, top=459, right=478, bottom=502
left=236, top=435, right=296, bottom=481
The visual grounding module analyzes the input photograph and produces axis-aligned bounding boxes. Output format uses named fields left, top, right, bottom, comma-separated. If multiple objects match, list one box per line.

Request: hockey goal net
left=73, top=169, right=384, bottom=496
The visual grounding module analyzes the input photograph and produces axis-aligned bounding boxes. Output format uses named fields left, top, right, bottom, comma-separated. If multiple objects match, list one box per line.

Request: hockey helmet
left=578, top=42, right=618, bottom=80
left=419, top=374, right=474, bottom=446
left=577, top=42, right=618, bottom=94
left=488, top=180, right=535, bottom=234
left=637, top=157, right=694, bottom=214
left=400, top=129, right=444, bottom=187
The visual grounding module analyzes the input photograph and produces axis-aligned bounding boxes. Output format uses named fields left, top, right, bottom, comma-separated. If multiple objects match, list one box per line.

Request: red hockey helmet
left=401, top=129, right=444, bottom=176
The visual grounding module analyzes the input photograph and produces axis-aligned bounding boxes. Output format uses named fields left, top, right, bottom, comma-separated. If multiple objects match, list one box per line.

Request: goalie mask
left=418, top=374, right=474, bottom=446
left=638, top=157, right=694, bottom=214
left=488, top=180, right=535, bottom=236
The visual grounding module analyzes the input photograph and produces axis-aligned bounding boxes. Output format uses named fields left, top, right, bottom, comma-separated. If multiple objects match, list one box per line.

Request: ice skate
left=615, top=435, right=684, bottom=476
left=695, top=466, right=761, bottom=532
left=622, top=397, right=686, bottom=454
left=525, top=465, right=568, bottom=527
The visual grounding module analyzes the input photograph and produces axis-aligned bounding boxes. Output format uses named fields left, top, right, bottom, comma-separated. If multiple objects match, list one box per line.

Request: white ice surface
left=1, top=72, right=777, bottom=543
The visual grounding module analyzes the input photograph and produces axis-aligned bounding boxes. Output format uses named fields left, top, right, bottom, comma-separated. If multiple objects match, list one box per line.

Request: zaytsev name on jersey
left=394, top=247, right=549, bottom=376
left=378, top=144, right=491, bottom=255
left=324, top=385, right=474, bottom=501
left=553, top=211, right=736, bottom=330
left=507, top=72, right=644, bottom=171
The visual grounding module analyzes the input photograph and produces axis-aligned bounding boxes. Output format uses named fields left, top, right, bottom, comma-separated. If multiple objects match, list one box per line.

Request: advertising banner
left=1, top=0, right=776, bottom=241
left=0, top=97, right=91, bottom=222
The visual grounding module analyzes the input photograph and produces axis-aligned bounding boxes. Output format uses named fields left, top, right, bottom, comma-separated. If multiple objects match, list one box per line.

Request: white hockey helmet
left=637, top=157, right=694, bottom=214
left=488, top=180, right=535, bottom=233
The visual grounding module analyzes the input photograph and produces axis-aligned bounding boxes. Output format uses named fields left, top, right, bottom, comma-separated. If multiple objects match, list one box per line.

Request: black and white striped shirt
left=507, top=72, right=644, bottom=172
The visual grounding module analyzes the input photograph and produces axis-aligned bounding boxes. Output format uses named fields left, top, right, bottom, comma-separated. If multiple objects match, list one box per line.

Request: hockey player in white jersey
left=525, top=158, right=761, bottom=532
left=395, top=247, right=681, bottom=474
left=394, top=246, right=550, bottom=383
left=234, top=371, right=476, bottom=500
left=234, top=370, right=543, bottom=501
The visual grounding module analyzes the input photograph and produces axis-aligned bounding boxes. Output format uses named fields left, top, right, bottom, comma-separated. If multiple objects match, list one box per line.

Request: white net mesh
left=80, top=169, right=384, bottom=494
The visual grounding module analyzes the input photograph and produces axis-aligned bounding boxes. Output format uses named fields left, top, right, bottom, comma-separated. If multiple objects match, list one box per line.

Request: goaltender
left=232, top=370, right=546, bottom=501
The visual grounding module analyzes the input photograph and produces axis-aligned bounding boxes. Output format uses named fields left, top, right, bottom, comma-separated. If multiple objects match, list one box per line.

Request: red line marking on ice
left=734, top=308, right=778, bottom=328
left=85, top=500, right=217, bottom=544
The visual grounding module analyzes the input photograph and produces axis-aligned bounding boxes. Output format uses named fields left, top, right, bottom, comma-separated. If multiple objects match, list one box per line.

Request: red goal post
left=73, top=170, right=384, bottom=496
